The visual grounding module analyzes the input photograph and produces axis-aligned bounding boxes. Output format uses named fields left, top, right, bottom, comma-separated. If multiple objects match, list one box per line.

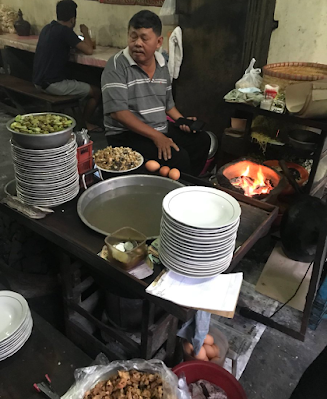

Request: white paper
left=146, top=271, right=243, bottom=312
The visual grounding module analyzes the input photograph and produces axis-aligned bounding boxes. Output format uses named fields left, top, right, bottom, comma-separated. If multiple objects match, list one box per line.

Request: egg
left=183, top=341, right=194, bottom=356
left=204, top=334, right=214, bottom=346
left=194, top=346, right=207, bottom=361
left=145, top=160, right=160, bottom=172
left=210, top=357, right=221, bottom=364
left=203, top=343, right=217, bottom=359
left=212, top=344, right=220, bottom=358
left=159, top=166, right=170, bottom=177
left=169, top=168, right=180, bottom=181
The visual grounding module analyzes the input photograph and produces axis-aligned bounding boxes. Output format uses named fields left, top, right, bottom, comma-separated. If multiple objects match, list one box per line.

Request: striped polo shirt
left=101, top=47, right=175, bottom=136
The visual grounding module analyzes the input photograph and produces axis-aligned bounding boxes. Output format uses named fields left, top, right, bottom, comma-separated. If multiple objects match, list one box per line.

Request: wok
left=279, top=160, right=327, bottom=262
left=77, top=174, right=184, bottom=239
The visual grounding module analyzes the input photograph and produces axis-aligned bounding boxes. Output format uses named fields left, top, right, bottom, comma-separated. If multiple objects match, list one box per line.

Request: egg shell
left=194, top=346, right=207, bottom=360
left=145, top=160, right=160, bottom=172
left=159, top=166, right=170, bottom=177
left=212, top=344, right=220, bottom=358
left=203, top=343, right=217, bottom=360
left=203, top=334, right=214, bottom=346
left=183, top=341, right=194, bottom=356
left=169, top=168, right=180, bottom=181
left=210, top=357, right=221, bottom=364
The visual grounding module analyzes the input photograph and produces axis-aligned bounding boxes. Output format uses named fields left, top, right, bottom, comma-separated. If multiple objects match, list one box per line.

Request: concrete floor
left=1, top=106, right=327, bottom=399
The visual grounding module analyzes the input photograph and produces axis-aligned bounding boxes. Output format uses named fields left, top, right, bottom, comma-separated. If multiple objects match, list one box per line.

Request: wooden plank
left=0, top=75, right=81, bottom=104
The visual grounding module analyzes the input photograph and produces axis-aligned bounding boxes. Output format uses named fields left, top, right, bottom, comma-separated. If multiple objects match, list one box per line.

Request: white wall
left=268, top=0, right=327, bottom=64
left=0, top=0, right=161, bottom=48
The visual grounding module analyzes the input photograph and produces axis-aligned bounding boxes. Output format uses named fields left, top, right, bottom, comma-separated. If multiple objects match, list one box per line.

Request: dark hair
left=56, top=0, right=77, bottom=22
left=128, top=10, right=162, bottom=36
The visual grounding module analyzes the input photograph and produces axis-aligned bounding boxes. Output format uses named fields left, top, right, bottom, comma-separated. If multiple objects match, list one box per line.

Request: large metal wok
left=77, top=175, right=184, bottom=239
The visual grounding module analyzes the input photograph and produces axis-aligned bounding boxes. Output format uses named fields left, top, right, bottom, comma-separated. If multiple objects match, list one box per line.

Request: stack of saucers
left=0, top=291, right=33, bottom=361
left=11, top=134, right=79, bottom=207
left=159, top=186, right=241, bottom=278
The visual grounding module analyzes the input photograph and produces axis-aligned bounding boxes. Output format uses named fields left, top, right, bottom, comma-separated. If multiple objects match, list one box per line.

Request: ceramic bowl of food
left=94, top=146, right=144, bottom=175
left=7, top=112, right=76, bottom=150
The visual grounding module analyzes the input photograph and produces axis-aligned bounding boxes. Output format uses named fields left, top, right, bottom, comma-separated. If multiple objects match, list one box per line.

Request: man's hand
left=80, top=24, right=89, bottom=37
left=153, top=134, right=179, bottom=161
left=179, top=116, right=197, bottom=133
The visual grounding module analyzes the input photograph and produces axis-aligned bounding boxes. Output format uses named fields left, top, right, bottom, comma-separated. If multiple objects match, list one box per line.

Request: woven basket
left=262, top=62, right=327, bottom=92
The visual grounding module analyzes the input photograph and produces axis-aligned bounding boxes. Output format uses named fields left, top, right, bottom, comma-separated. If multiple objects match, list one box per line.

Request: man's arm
left=111, top=110, right=179, bottom=161
left=75, top=24, right=93, bottom=55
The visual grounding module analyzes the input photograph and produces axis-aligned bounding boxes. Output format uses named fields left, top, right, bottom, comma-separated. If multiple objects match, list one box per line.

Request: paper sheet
left=146, top=271, right=243, bottom=317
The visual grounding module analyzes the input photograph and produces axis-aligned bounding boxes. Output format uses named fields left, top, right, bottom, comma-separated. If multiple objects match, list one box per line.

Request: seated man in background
left=101, top=10, right=210, bottom=176
left=33, top=0, right=101, bottom=131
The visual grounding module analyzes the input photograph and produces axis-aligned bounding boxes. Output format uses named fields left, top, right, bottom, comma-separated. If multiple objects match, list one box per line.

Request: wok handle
left=81, top=167, right=103, bottom=190
left=278, top=160, right=302, bottom=194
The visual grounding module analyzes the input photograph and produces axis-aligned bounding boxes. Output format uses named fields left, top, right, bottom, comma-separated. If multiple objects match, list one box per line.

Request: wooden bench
left=0, top=74, right=84, bottom=126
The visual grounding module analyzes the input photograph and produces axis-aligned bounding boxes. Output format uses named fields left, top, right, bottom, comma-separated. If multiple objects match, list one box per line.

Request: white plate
left=163, top=186, right=241, bottom=229
left=0, top=291, right=29, bottom=342
left=95, top=152, right=144, bottom=173
left=159, top=253, right=232, bottom=278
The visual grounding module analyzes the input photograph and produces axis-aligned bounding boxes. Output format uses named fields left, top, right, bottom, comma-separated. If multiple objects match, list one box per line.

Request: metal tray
left=77, top=174, right=184, bottom=239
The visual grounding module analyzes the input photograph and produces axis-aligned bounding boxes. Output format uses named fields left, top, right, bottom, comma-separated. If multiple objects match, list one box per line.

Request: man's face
left=128, top=27, right=163, bottom=65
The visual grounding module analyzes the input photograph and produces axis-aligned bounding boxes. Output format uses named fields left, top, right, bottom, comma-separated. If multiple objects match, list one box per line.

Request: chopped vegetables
left=94, top=146, right=142, bottom=171
left=10, top=114, right=73, bottom=134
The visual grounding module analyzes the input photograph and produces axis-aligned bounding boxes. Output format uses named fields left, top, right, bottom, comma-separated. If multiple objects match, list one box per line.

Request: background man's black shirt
left=33, top=20, right=80, bottom=86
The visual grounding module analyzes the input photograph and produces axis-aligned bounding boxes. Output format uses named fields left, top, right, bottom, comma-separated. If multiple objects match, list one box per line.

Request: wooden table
left=0, top=173, right=278, bottom=361
left=0, top=33, right=120, bottom=68
left=0, top=310, right=91, bottom=399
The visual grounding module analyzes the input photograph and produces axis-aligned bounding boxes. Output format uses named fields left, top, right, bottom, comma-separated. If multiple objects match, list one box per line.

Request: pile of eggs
left=145, top=160, right=180, bottom=181
left=183, top=334, right=221, bottom=363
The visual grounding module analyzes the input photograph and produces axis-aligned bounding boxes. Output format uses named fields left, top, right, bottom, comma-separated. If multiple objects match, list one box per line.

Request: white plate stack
left=159, top=186, right=241, bottom=278
left=11, top=134, right=79, bottom=207
left=0, top=291, right=33, bottom=361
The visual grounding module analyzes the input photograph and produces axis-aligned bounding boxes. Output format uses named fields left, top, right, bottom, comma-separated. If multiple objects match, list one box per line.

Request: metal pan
left=77, top=174, right=184, bottom=239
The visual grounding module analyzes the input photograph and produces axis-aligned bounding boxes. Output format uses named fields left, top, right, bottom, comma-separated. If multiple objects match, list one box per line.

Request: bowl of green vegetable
left=7, top=112, right=76, bottom=149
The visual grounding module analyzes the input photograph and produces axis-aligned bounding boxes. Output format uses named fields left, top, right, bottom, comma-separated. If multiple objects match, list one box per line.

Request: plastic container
left=183, top=325, right=229, bottom=367
left=77, top=140, right=93, bottom=163
left=105, top=227, right=147, bottom=270
left=231, top=118, right=247, bottom=132
left=173, top=360, right=247, bottom=399
left=78, top=157, right=93, bottom=175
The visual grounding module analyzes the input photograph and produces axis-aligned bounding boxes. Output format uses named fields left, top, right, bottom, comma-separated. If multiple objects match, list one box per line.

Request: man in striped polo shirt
left=101, top=10, right=210, bottom=176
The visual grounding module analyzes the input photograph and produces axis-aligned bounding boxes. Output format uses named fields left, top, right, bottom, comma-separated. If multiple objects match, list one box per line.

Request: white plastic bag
left=235, top=58, right=262, bottom=89
left=160, top=0, right=176, bottom=17
left=62, top=358, right=179, bottom=399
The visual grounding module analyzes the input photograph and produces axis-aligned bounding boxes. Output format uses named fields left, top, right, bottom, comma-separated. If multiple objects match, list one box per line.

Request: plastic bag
left=160, top=0, right=176, bottom=17
left=235, top=58, right=262, bottom=89
left=61, top=358, right=179, bottom=399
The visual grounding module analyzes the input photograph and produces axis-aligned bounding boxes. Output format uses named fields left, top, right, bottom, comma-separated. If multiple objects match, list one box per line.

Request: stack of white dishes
left=0, top=291, right=33, bottom=361
left=11, top=134, right=79, bottom=207
left=160, top=186, right=241, bottom=278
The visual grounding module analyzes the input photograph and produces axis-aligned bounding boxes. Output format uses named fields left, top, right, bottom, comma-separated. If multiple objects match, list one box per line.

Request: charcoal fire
left=230, top=165, right=275, bottom=197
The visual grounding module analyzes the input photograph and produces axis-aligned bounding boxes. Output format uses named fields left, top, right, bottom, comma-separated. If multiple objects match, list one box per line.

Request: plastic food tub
left=173, top=360, right=247, bottom=399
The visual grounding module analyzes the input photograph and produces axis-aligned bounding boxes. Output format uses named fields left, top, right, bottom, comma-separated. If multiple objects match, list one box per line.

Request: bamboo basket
left=262, top=62, right=327, bottom=92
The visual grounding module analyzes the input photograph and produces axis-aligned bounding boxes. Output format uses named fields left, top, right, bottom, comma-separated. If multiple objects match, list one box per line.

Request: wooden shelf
left=310, top=176, right=327, bottom=196
left=225, top=102, right=327, bottom=131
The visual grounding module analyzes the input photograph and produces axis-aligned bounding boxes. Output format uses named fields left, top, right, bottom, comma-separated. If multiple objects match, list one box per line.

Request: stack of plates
left=159, top=186, right=241, bottom=278
left=0, top=291, right=33, bottom=361
left=11, top=134, right=79, bottom=207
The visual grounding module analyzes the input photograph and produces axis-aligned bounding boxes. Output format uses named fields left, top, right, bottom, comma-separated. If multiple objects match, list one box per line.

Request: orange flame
left=231, top=165, right=273, bottom=197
